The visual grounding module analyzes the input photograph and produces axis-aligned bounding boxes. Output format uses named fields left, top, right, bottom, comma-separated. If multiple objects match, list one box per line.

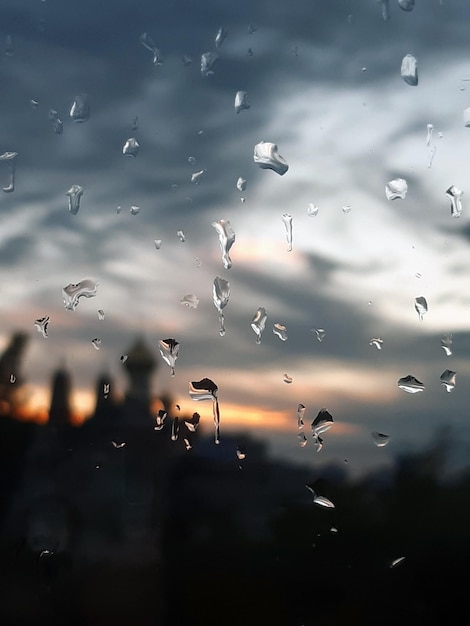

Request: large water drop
left=122, top=138, right=140, bottom=157
left=189, top=378, right=220, bottom=444
left=253, top=142, right=289, bottom=175
left=397, top=375, right=425, bottom=393
left=251, top=307, right=267, bottom=344
left=440, top=369, right=456, bottom=393
left=401, top=54, right=418, bottom=86
left=34, top=316, right=49, bottom=338
left=213, top=277, right=230, bottom=336
left=159, top=338, right=179, bottom=376
left=273, top=323, right=288, bottom=341
left=414, top=296, right=428, bottom=321
left=212, top=219, right=235, bottom=270
left=66, top=185, right=84, bottom=215
left=446, top=185, right=463, bottom=218
left=62, top=279, right=98, bottom=311
left=234, top=91, right=250, bottom=114
left=385, top=178, right=408, bottom=200
left=69, top=93, right=90, bottom=123
left=282, top=213, right=293, bottom=252
left=201, top=52, right=218, bottom=77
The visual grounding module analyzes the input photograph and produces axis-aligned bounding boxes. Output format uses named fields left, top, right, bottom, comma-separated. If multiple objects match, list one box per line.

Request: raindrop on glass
left=254, top=141, right=289, bottom=175
left=273, top=323, right=288, bottom=341
left=154, top=239, right=162, bottom=250
left=10, top=374, right=15, bottom=384
left=234, top=91, right=250, bottom=114
left=398, top=0, right=415, bottom=11
left=236, top=447, right=246, bottom=460
left=215, top=26, right=228, bottom=48
left=312, top=408, right=334, bottom=435
left=30, top=99, right=39, bottom=108
left=441, top=334, right=452, bottom=357
left=191, top=169, right=206, bottom=184
left=62, top=279, right=98, bottom=311
left=159, top=338, right=179, bottom=376
left=297, top=403, right=305, bottom=429
left=372, top=431, right=390, bottom=447
left=182, top=55, right=192, bottom=66
left=154, top=409, right=167, bottom=431
left=306, top=486, right=335, bottom=508
left=112, top=441, right=126, bottom=449
left=282, top=213, right=293, bottom=252
left=201, top=52, right=218, bottom=77
left=236, top=177, right=247, bottom=192
left=48, top=109, right=63, bottom=134
left=380, top=0, right=390, bottom=21
left=34, top=316, right=49, bottom=338
left=181, top=294, right=199, bottom=309
left=66, top=185, right=84, bottom=215
left=385, top=178, right=408, bottom=200
left=5, top=34, right=14, bottom=56
left=298, top=433, right=308, bottom=447
left=69, top=93, right=90, bottom=123
left=188, top=156, right=196, bottom=165
left=440, top=369, right=456, bottom=393
left=140, top=32, right=162, bottom=66
left=131, top=116, right=139, bottom=131
left=390, top=556, right=406, bottom=568
left=184, top=438, right=192, bottom=451
left=397, top=375, right=425, bottom=393
left=427, top=145, right=437, bottom=169
left=177, top=230, right=186, bottom=242
left=446, top=185, right=463, bottom=218
left=251, top=307, right=267, bottom=344
left=307, top=203, right=319, bottom=217
left=185, top=412, right=200, bottom=432
left=120, top=354, right=128, bottom=363
left=369, top=338, right=383, bottom=350
left=212, top=219, right=235, bottom=270
left=116, top=205, right=122, bottom=214
left=283, top=374, right=293, bottom=384
left=91, top=338, right=101, bottom=351
left=426, top=124, right=434, bottom=146
left=189, top=378, right=220, bottom=444
left=171, top=417, right=180, bottom=441
left=0, top=151, right=17, bottom=193
left=103, top=383, right=110, bottom=397
left=213, top=276, right=230, bottom=336
left=401, top=54, right=418, bottom=86
left=122, top=138, right=140, bottom=157
left=97, top=309, right=105, bottom=320
left=414, top=296, right=428, bottom=321
left=130, top=205, right=141, bottom=215
left=342, top=205, right=352, bottom=214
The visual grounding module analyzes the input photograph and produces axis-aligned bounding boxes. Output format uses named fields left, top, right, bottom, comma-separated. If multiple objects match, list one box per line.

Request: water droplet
left=314, top=328, right=326, bottom=342
left=5, top=34, right=14, bottom=56
left=103, top=383, right=110, bottom=397
left=10, top=374, right=15, bottom=384
left=159, top=338, right=179, bottom=377
left=185, top=412, right=200, bottom=432
left=39, top=550, right=53, bottom=558
left=177, top=230, right=186, bottom=242
left=251, top=307, right=267, bottom=344
left=30, top=99, right=39, bottom=108
left=131, top=116, right=139, bottom=131
left=140, top=32, right=162, bottom=66
left=380, top=0, right=390, bottom=21
left=426, top=123, right=434, bottom=146
left=427, top=145, right=437, bottom=168
left=342, top=205, right=352, bottom=214
left=154, top=409, right=167, bottom=431
left=0, top=151, right=18, bottom=193
left=181, top=294, right=199, bottom=309
left=446, top=185, right=463, bottom=218
left=97, top=310, right=105, bottom=321
left=171, top=416, right=180, bottom=441
left=306, top=485, right=335, bottom=508
left=398, top=0, right=415, bottom=11
left=273, top=323, right=288, bottom=341
left=253, top=141, right=289, bottom=175
left=65, top=185, right=84, bottom=215
left=369, top=338, right=383, bottom=350
left=201, top=52, right=218, bottom=77
left=69, top=93, right=90, bottom=123
left=441, top=334, right=453, bottom=357
left=282, top=213, right=293, bottom=252
left=312, top=408, right=334, bottom=436
left=189, top=378, right=220, bottom=444
left=297, top=403, right=305, bottom=429
left=385, top=178, right=408, bottom=200
left=237, top=177, right=247, bottom=192
left=401, top=54, right=418, bottom=86
left=390, top=556, right=406, bottom=568
left=112, top=441, right=126, bottom=449
left=236, top=447, right=246, bottom=460
left=122, top=138, right=140, bottom=157
left=212, top=219, right=236, bottom=270
left=440, top=369, right=456, bottom=393
left=62, top=279, right=98, bottom=311
left=116, top=205, right=122, bottom=214
left=414, top=296, right=428, bottom=321
left=248, top=23, right=257, bottom=34
left=330, top=527, right=338, bottom=533
left=372, top=431, right=390, bottom=447
left=298, top=432, right=308, bottom=447
left=184, top=438, right=192, bottom=451
left=91, top=338, right=101, bottom=350
left=120, top=354, right=128, bottom=363
left=307, top=203, right=319, bottom=217
left=234, top=91, right=250, bottom=114
left=283, top=374, right=293, bottom=384
left=48, top=109, right=63, bottom=134
left=240, top=197, right=246, bottom=203
left=154, top=239, right=162, bottom=250
left=187, top=156, right=197, bottom=165
left=34, top=316, right=49, bottom=338
left=130, top=205, right=141, bottom=215
left=182, top=54, right=192, bottom=66
left=247, top=48, right=254, bottom=57
left=191, top=169, right=206, bottom=184
left=215, top=26, right=228, bottom=48
left=398, top=375, right=425, bottom=393
left=213, top=276, right=230, bottom=336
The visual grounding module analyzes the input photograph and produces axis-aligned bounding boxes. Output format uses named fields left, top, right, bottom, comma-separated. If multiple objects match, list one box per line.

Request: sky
left=0, top=0, right=469, bottom=477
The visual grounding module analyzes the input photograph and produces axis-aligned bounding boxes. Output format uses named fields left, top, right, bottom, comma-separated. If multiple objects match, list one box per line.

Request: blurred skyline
left=1, top=0, right=470, bottom=477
